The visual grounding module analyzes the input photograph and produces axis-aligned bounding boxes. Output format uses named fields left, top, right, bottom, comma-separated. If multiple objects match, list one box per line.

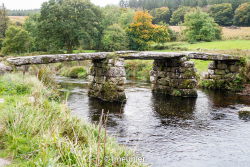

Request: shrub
left=234, top=2, right=250, bottom=26
left=183, top=10, right=222, bottom=43
left=61, top=66, right=87, bottom=79
left=101, top=24, right=129, bottom=51
left=209, top=3, right=233, bottom=26
left=2, top=26, right=32, bottom=54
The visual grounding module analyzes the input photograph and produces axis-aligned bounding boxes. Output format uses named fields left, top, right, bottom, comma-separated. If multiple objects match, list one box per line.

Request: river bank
left=0, top=73, right=145, bottom=166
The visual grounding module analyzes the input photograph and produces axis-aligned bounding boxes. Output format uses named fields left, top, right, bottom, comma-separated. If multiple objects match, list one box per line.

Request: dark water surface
left=56, top=77, right=250, bottom=167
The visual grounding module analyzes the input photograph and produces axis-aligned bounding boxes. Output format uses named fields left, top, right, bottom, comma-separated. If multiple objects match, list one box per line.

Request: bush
left=101, top=24, right=129, bottom=51
left=60, top=66, right=87, bottom=79
left=1, top=26, right=32, bottom=54
left=209, top=3, right=233, bottom=26
left=183, top=10, right=222, bottom=43
left=234, top=2, right=250, bottom=26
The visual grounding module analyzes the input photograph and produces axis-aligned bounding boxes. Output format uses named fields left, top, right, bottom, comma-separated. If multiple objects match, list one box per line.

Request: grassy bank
left=0, top=73, right=145, bottom=166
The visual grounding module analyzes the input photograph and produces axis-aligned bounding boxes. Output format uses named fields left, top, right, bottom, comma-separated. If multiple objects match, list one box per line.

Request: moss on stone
left=100, top=81, right=126, bottom=102
left=171, top=89, right=182, bottom=96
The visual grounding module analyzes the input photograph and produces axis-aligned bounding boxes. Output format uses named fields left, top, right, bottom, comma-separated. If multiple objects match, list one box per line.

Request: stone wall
left=88, top=58, right=126, bottom=102
left=150, top=57, right=198, bottom=97
left=202, top=60, right=241, bottom=89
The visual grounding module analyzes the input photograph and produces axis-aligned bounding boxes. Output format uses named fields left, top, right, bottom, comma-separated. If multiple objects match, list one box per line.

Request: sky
left=0, top=0, right=120, bottom=9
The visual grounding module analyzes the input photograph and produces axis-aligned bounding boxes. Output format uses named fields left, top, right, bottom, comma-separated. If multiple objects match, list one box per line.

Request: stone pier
left=88, top=58, right=126, bottom=102
left=203, top=60, right=241, bottom=89
left=150, top=57, right=198, bottom=97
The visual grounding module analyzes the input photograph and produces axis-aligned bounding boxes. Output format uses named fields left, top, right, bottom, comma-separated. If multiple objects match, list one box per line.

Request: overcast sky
left=0, top=0, right=120, bottom=9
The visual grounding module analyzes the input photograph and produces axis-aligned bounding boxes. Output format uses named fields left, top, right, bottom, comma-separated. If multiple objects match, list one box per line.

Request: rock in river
left=239, top=107, right=250, bottom=119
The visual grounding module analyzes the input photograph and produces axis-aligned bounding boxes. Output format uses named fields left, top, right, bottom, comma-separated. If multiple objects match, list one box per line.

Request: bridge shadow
left=151, top=92, right=197, bottom=120
left=88, top=97, right=125, bottom=125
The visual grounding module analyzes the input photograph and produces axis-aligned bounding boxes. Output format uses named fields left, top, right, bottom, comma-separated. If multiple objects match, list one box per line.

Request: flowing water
left=56, top=76, right=250, bottom=167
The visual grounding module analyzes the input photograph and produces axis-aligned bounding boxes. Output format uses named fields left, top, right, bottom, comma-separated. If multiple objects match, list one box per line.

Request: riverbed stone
left=239, top=107, right=250, bottom=119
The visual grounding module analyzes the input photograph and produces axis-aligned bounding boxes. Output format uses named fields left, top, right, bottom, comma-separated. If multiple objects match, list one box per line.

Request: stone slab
left=186, top=52, right=241, bottom=61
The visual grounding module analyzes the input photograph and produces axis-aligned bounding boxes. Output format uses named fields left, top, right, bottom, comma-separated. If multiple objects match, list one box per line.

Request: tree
left=170, top=6, right=194, bottom=25
left=127, top=11, right=155, bottom=50
left=24, top=14, right=45, bottom=51
left=153, top=25, right=170, bottom=44
left=0, top=3, right=9, bottom=48
left=209, top=3, right=233, bottom=26
left=183, top=10, right=222, bottom=42
left=119, top=8, right=135, bottom=28
left=2, top=26, right=31, bottom=54
left=150, top=7, right=171, bottom=24
left=38, top=0, right=102, bottom=53
left=127, top=11, right=170, bottom=50
left=101, top=24, right=129, bottom=51
left=120, top=0, right=129, bottom=8
left=234, top=2, right=250, bottom=26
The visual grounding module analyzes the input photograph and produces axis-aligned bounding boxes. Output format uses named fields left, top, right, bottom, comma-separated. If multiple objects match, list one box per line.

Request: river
left=56, top=76, right=250, bottom=167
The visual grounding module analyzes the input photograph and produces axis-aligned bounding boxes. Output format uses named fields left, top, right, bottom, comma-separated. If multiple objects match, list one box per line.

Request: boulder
left=0, top=62, right=12, bottom=74
left=239, top=107, right=250, bottom=119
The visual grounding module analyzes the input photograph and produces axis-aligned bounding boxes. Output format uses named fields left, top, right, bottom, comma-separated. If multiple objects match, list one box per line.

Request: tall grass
left=0, top=73, right=145, bottom=166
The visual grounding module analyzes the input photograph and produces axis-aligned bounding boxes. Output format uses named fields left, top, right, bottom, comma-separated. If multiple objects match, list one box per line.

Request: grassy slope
left=0, top=73, right=145, bottom=167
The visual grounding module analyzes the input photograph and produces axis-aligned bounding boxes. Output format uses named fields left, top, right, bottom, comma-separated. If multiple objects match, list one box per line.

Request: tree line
left=0, top=0, right=249, bottom=55
left=7, top=9, right=40, bottom=16
left=120, top=0, right=250, bottom=9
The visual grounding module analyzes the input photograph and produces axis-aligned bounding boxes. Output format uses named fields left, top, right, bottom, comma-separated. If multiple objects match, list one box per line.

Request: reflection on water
left=56, top=76, right=250, bottom=167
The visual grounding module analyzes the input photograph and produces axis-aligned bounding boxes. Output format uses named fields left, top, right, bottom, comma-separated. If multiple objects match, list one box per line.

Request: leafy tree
left=234, top=2, right=250, bottom=26
left=38, top=0, right=102, bottom=53
left=0, top=3, right=9, bottom=48
left=2, top=26, right=31, bottom=54
left=170, top=6, right=194, bottom=25
left=101, top=24, right=129, bottom=51
left=127, top=11, right=170, bottom=50
left=150, top=7, right=171, bottom=24
left=24, top=14, right=45, bottom=51
left=127, top=11, right=155, bottom=50
left=119, top=8, right=135, bottom=28
left=183, top=10, right=221, bottom=42
left=102, top=5, right=122, bottom=29
left=153, top=25, right=170, bottom=44
left=209, top=3, right=233, bottom=26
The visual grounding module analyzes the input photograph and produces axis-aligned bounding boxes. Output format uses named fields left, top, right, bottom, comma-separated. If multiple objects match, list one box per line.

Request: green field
left=161, top=40, right=250, bottom=51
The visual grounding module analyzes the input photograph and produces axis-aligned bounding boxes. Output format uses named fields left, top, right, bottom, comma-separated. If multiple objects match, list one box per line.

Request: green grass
left=183, top=40, right=250, bottom=50
left=0, top=73, right=145, bottom=167
left=191, top=60, right=212, bottom=74
left=159, top=40, right=250, bottom=51
left=73, top=50, right=97, bottom=53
